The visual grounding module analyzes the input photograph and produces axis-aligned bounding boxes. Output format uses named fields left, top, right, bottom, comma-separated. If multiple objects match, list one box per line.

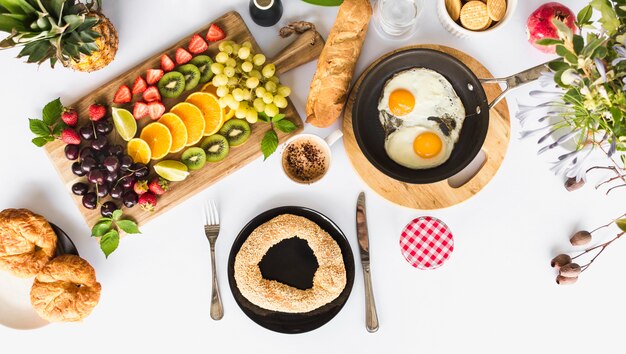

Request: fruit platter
left=41, top=11, right=308, bottom=233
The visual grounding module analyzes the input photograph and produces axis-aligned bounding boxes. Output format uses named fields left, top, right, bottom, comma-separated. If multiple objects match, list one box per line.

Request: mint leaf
left=29, top=119, right=50, bottom=136
left=92, top=220, right=112, bottom=237
left=42, top=98, right=63, bottom=126
left=32, top=136, right=49, bottom=147
left=275, top=119, right=297, bottom=133
left=271, top=113, right=285, bottom=122
left=100, top=229, right=120, bottom=258
left=116, top=220, right=140, bottom=234
left=112, top=209, right=123, bottom=221
left=261, top=129, right=278, bottom=160
left=258, top=112, right=270, bottom=123
left=591, top=0, right=620, bottom=35
left=52, top=122, right=66, bottom=137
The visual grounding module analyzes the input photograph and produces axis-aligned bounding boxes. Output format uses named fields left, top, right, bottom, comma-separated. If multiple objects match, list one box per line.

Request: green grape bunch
left=210, top=40, right=292, bottom=124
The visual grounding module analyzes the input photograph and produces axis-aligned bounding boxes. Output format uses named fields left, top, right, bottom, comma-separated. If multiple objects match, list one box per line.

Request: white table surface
left=2, top=0, right=625, bottom=353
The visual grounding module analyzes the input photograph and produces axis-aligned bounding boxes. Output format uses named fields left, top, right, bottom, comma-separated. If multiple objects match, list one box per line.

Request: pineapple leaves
left=0, top=13, right=27, bottom=31
left=0, top=0, right=36, bottom=14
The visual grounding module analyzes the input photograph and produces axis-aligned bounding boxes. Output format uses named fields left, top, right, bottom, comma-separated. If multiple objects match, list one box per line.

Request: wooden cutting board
left=44, top=11, right=324, bottom=227
left=343, top=44, right=511, bottom=209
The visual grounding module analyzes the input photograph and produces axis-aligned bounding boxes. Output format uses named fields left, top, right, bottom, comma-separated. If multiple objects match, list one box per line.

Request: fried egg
left=385, top=126, right=453, bottom=169
left=378, top=68, right=465, bottom=169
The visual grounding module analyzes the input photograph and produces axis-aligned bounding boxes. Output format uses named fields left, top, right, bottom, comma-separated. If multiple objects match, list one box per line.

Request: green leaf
left=42, top=98, right=62, bottom=126
left=258, top=111, right=270, bottom=123
left=62, top=14, right=83, bottom=32
left=112, top=209, right=123, bottom=221
left=0, top=13, right=28, bottom=32
left=116, top=220, right=140, bottom=234
left=260, top=129, right=278, bottom=160
left=548, top=60, right=569, bottom=71
left=52, top=122, right=66, bottom=137
left=0, top=0, right=37, bottom=14
left=301, top=0, right=343, bottom=6
left=275, top=119, right=297, bottom=133
left=100, top=230, right=119, bottom=258
left=29, top=118, right=49, bottom=136
left=591, top=0, right=620, bottom=35
left=552, top=18, right=573, bottom=41
left=91, top=220, right=112, bottom=237
left=556, top=45, right=578, bottom=64
left=271, top=113, right=285, bottom=122
left=535, top=38, right=562, bottom=46
left=594, top=46, right=608, bottom=58
left=577, top=5, right=593, bottom=25
left=572, top=35, right=584, bottom=55
left=581, top=36, right=604, bottom=57
left=31, top=136, right=48, bottom=147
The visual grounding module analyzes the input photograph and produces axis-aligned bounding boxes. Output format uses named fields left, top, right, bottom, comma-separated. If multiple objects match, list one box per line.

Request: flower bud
left=564, top=177, right=585, bottom=191
left=570, top=231, right=592, bottom=246
left=559, top=263, right=582, bottom=277
left=550, top=254, right=571, bottom=269
left=556, top=275, right=578, bottom=285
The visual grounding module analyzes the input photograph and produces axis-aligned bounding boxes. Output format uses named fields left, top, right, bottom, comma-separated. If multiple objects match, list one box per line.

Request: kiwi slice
left=190, top=55, right=214, bottom=84
left=201, top=134, right=230, bottom=162
left=176, top=64, right=201, bottom=91
left=219, top=119, right=251, bottom=147
left=157, top=71, right=185, bottom=98
left=181, top=147, right=206, bottom=170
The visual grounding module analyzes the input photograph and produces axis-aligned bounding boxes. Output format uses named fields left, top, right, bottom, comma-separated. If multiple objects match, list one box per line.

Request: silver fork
left=204, top=200, right=224, bottom=320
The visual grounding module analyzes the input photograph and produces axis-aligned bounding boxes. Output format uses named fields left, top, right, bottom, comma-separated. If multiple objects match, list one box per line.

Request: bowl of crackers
left=437, top=0, right=516, bottom=38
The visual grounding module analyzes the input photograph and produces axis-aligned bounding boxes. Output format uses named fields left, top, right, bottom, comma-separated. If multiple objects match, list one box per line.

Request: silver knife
left=356, top=192, right=379, bottom=333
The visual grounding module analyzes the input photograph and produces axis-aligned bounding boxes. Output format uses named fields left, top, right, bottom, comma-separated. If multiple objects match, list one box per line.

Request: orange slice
left=158, top=113, right=188, bottom=153
left=139, top=122, right=172, bottom=160
left=127, top=138, right=151, bottom=164
left=170, top=102, right=205, bottom=146
left=200, top=83, right=234, bottom=121
left=187, top=92, right=224, bottom=136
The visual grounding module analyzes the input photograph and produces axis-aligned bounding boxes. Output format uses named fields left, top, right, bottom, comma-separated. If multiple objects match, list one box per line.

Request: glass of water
left=374, top=0, right=424, bottom=39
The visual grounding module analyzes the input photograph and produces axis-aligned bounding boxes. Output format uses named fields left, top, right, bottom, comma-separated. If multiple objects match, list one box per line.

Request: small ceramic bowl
left=437, top=0, right=518, bottom=38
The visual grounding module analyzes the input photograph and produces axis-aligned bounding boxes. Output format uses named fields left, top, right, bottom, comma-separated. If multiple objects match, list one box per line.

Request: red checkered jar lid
left=400, top=216, right=454, bottom=270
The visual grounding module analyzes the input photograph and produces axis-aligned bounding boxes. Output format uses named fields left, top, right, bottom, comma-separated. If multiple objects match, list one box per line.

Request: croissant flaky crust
left=30, top=254, right=101, bottom=322
left=0, top=208, right=57, bottom=277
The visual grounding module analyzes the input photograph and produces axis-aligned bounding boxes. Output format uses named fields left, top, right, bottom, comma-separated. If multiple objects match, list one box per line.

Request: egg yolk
left=388, top=89, right=415, bottom=116
left=413, top=132, right=442, bottom=158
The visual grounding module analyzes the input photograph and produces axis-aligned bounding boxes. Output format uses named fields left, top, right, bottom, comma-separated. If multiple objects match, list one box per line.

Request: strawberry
left=133, top=180, right=149, bottom=195
left=133, top=101, right=149, bottom=119
left=147, top=101, right=166, bottom=120
left=88, top=104, right=107, bottom=121
left=113, top=85, right=132, bottom=104
left=175, top=48, right=192, bottom=64
left=160, top=54, right=175, bottom=72
left=188, top=34, right=208, bottom=54
left=61, top=128, right=80, bottom=145
left=132, top=76, right=147, bottom=95
left=206, top=24, right=225, bottom=42
left=148, top=177, right=169, bottom=195
left=146, top=69, right=164, bottom=85
left=61, top=109, right=78, bottom=127
left=143, top=86, right=161, bottom=102
left=138, top=192, right=157, bottom=212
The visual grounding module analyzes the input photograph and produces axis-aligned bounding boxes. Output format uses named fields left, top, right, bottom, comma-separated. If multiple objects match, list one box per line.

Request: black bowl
left=50, top=223, right=79, bottom=256
left=227, top=206, right=355, bottom=334
left=352, top=48, right=490, bottom=184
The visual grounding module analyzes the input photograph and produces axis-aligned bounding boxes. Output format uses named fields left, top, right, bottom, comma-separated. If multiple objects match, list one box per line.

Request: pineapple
left=0, top=0, right=118, bottom=72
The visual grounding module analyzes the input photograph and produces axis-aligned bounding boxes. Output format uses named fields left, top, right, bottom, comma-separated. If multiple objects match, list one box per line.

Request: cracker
left=460, top=1, right=490, bottom=31
left=445, top=0, right=462, bottom=21
left=487, top=0, right=506, bottom=21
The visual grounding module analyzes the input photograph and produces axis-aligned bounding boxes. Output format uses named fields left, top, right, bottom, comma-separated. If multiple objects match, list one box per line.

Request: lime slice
left=154, top=160, right=190, bottom=181
left=112, top=107, right=137, bottom=141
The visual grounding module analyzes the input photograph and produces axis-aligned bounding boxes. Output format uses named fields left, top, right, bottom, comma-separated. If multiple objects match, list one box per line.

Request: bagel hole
left=258, top=237, right=319, bottom=290
left=34, top=245, right=42, bottom=252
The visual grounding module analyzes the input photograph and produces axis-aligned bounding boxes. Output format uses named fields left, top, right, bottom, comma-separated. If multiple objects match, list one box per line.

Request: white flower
left=561, top=69, right=582, bottom=86
left=594, top=58, right=607, bottom=83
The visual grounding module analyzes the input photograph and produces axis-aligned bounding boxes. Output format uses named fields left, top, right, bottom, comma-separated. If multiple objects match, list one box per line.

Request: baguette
left=305, top=0, right=372, bottom=128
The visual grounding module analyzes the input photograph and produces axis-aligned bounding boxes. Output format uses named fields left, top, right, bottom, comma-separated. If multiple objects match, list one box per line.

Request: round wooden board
left=342, top=44, right=510, bottom=209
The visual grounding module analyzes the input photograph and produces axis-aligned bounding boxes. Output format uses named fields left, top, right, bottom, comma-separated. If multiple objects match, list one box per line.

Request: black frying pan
left=352, top=48, right=548, bottom=184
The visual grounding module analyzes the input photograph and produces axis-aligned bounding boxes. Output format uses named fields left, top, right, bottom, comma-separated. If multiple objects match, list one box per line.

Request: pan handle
left=479, top=61, right=555, bottom=110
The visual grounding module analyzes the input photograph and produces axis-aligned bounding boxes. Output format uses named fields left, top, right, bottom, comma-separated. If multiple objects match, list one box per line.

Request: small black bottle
left=249, top=0, right=283, bottom=27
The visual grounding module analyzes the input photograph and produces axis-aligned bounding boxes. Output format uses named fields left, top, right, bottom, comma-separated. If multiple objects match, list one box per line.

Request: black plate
left=352, top=48, right=490, bottom=184
left=227, top=206, right=355, bottom=334
left=50, top=223, right=79, bottom=256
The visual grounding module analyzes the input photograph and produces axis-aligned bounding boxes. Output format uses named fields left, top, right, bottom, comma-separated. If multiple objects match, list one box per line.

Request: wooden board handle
left=271, top=30, right=325, bottom=75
